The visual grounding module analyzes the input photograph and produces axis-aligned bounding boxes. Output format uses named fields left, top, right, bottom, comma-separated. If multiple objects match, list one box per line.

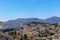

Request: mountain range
left=1, top=16, right=60, bottom=29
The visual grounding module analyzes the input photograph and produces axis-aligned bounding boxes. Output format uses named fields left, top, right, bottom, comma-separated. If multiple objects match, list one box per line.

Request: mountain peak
left=51, top=16, right=60, bottom=18
left=46, top=16, right=60, bottom=20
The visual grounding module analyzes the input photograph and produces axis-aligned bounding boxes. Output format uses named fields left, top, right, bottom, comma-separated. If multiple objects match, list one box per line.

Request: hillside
left=1, top=16, right=60, bottom=29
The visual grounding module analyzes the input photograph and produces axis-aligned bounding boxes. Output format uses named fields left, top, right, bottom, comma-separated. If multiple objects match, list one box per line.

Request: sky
left=0, top=0, right=60, bottom=21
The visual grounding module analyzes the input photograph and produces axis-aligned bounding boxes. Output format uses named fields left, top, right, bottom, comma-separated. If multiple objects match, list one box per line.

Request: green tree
left=20, top=35, right=23, bottom=40
left=24, top=34, right=28, bottom=40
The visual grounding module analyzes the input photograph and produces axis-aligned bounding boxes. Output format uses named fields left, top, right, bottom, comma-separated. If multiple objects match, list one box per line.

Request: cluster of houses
left=15, top=23, right=60, bottom=40
left=0, top=22, right=60, bottom=40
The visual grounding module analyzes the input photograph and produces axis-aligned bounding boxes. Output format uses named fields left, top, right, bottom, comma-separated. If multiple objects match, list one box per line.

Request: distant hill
left=45, top=16, right=60, bottom=24
left=2, top=16, right=60, bottom=29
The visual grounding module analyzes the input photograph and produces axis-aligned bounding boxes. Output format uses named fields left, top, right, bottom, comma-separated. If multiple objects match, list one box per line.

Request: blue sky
left=0, top=0, right=60, bottom=21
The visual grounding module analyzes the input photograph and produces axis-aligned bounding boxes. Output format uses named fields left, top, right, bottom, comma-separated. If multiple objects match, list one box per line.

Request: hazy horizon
left=0, top=16, right=60, bottom=22
left=0, top=0, right=60, bottom=21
